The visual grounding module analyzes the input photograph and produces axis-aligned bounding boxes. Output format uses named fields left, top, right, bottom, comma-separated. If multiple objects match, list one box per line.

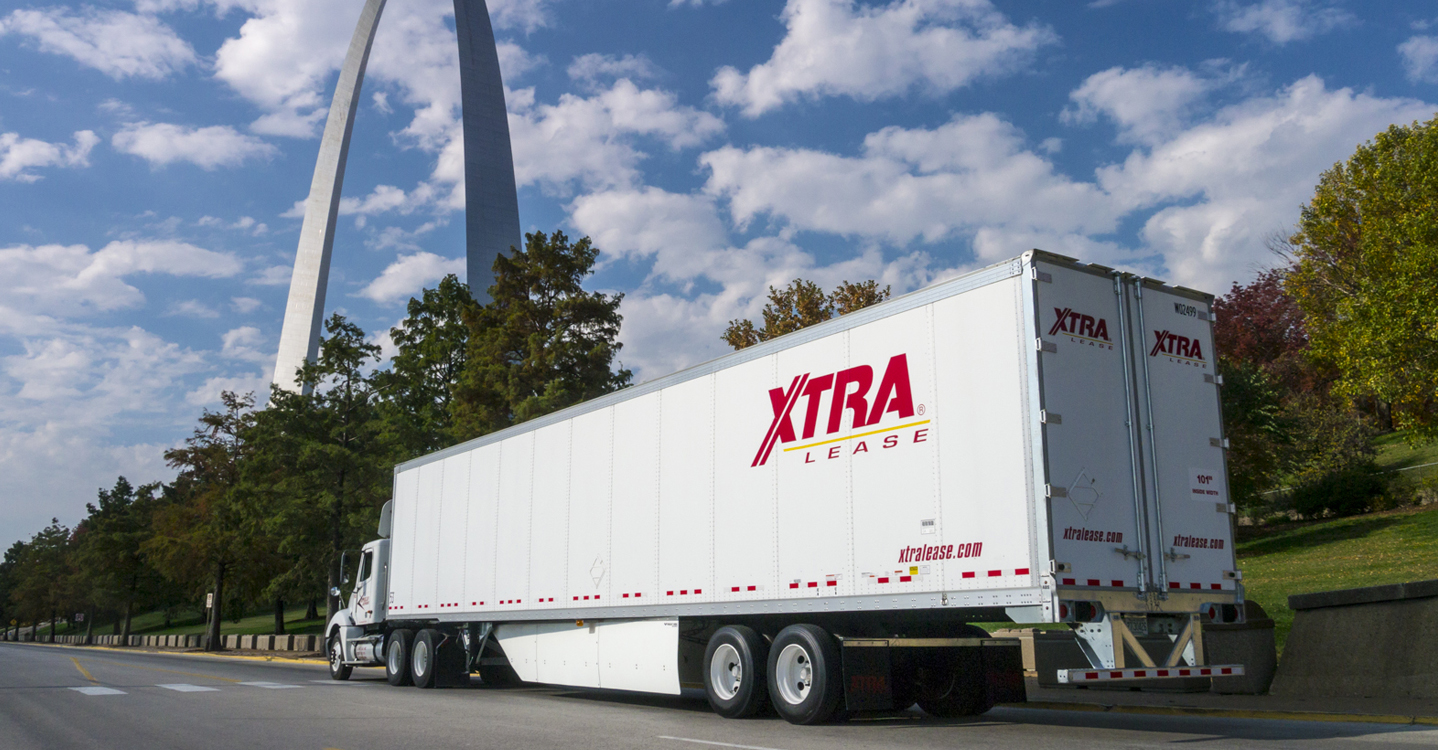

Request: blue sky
left=1, top=0, right=1435, bottom=548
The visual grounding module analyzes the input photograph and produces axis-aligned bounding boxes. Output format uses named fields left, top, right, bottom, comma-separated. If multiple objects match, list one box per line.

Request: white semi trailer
left=325, top=250, right=1246, bottom=724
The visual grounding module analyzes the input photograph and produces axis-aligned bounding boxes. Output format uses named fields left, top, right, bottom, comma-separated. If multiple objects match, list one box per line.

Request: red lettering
left=767, top=387, right=798, bottom=444
left=1190, top=338, right=1203, bottom=360
left=828, top=446, right=841, bottom=459
left=799, top=374, right=834, bottom=439
left=1049, top=307, right=1070, bottom=335
left=867, top=354, right=915, bottom=425
left=853, top=441, right=868, bottom=454
left=828, top=366, right=874, bottom=433
left=1080, top=314, right=1095, bottom=337
left=913, top=428, right=928, bottom=443
left=883, top=435, right=898, bottom=448
left=1093, top=318, right=1109, bottom=341
left=804, top=452, right=815, bottom=464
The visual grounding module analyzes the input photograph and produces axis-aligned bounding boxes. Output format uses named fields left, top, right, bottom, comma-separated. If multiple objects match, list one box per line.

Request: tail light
left=1059, top=600, right=1104, bottom=623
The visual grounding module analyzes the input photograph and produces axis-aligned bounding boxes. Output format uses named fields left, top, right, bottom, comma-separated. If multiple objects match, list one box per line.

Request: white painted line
left=70, top=686, right=126, bottom=696
left=157, top=684, right=220, bottom=692
left=239, top=681, right=302, bottom=689
left=659, top=737, right=789, bottom=750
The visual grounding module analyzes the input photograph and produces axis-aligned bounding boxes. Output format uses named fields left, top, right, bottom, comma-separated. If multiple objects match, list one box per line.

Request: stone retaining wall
left=0, top=630, right=319, bottom=652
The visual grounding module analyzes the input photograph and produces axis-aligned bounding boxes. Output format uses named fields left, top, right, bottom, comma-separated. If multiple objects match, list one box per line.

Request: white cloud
left=219, top=326, right=271, bottom=362
left=0, top=130, right=99, bottom=182
left=510, top=79, right=725, bottom=194
left=497, top=41, right=546, bottom=81
left=1400, top=35, right=1438, bottom=83
left=0, top=7, right=196, bottom=79
left=359, top=252, right=465, bottom=303
left=1063, top=65, right=1225, bottom=145
left=198, top=215, right=269, bottom=235
left=568, top=53, right=661, bottom=88
left=1214, top=0, right=1353, bottom=45
left=0, top=240, right=243, bottom=316
left=701, top=113, right=1116, bottom=245
left=711, top=0, right=1056, bottom=117
left=113, top=122, right=278, bottom=169
left=250, top=265, right=293, bottom=286
left=231, top=296, right=263, bottom=313
left=166, top=299, right=221, bottom=318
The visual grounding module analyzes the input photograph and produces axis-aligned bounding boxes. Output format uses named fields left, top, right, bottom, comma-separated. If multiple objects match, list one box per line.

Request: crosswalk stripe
left=70, top=686, right=126, bottom=696
left=239, top=681, right=302, bottom=689
left=157, top=683, right=221, bottom=692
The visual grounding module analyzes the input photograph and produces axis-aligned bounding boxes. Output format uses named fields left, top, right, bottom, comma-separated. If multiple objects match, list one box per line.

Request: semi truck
left=325, top=250, right=1246, bottom=724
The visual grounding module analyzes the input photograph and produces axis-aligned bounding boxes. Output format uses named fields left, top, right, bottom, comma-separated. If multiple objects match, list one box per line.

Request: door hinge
left=1037, top=339, right=1058, bottom=353
left=1209, top=437, right=1230, bottom=449
left=1164, top=548, right=1191, bottom=562
left=1041, top=410, right=1062, bottom=425
left=1046, top=484, right=1068, bottom=498
left=1204, top=374, right=1225, bottom=385
left=1114, top=545, right=1145, bottom=561
left=1033, top=269, right=1053, bottom=283
left=1216, top=502, right=1236, bottom=514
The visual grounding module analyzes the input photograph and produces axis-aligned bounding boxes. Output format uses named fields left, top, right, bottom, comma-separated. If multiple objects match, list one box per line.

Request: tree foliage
left=1288, top=115, right=1438, bottom=437
left=454, top=231, right=631, bottom=437
left=374, top=274, right=478, bottom=456
left=722, top=279, right=892, bottom=350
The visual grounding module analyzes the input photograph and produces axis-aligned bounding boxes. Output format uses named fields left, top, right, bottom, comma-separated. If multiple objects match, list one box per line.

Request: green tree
left=1288, top=115, right=1438, bottom=437
left=1, top=540, right=27, bottom=639
left=71, top=477, right=169, bottom=642
left=374, top=274, right=479, bottom=456
left=146, top=392, right=270, bottom=650
left=722, top=279, right=892, bottom=350
left=454, top=231, right=631, bottom=437
left=11, top=520, right=72, bottom=640
left=257, top=314, right=395, bottom=624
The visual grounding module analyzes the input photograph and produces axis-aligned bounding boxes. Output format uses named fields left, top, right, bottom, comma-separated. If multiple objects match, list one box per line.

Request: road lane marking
left=157, top=684, right=221, bottom=692
left=70, top=657, right=97, bottom=683
left=70, top=687, right=126, bottom=696
left=240, top=681, right=302, bottom=689
left=659, top=737, right=790, bottom=750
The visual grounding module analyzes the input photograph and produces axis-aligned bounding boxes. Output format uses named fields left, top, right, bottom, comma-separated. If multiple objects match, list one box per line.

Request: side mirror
left=330, top=586, right=342, bottom=599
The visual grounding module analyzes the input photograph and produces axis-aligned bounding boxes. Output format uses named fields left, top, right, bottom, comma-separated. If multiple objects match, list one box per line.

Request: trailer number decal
left=752, top=354, right=918, bottom=467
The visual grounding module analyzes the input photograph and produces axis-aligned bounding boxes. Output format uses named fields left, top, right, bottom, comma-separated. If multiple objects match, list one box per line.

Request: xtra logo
left=1049, top=307, right=1113, bottom=350
left=1150, top=330, right=1207, bottom=367
left=752, top=354, right=917, bottom=467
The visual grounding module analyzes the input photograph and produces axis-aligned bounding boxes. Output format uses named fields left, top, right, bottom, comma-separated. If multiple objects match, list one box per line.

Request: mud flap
left=841, top=643, right=895, bottom=712
left=982, top=640, right=1027, bottom=704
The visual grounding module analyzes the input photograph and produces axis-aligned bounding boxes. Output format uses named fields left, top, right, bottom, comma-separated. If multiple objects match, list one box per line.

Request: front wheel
left=327, top=636, right=352, bottom=681
left=704, top=625, right=769, bottom=718
left=767, top=624, right=844, bottom=725
left=386, top=629, right=414, bottom=687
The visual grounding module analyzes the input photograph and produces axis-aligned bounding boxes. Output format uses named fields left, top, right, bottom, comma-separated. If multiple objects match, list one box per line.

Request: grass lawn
left=1374, top=431, right=1438, bottom=483
left=1236, top=503, right=1438, bottom=654
left=34, top=604, right=325, bottom=638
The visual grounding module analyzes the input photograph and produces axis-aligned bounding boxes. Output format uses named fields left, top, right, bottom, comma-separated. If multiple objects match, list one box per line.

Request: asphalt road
left=2, top=641, right=1436, bottom=750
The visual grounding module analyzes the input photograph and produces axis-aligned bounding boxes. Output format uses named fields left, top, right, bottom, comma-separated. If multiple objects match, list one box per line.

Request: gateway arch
left=273, top=0, right=521, bottom=392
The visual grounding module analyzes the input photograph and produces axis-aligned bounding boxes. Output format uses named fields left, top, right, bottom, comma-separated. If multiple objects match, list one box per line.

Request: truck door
left=1034, top=262, right=1150, bottom=593
left=1127, top=282, right=1238, bottom=596
left=350, top=540, right=390, bottom=626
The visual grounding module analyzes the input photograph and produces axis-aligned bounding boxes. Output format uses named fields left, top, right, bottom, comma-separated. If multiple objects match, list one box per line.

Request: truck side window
left=358, top=551, right=372, bottom=582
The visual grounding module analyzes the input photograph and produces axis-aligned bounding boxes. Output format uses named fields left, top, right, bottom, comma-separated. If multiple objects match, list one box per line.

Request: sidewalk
left=1012, top=680, right=1438, bottom=725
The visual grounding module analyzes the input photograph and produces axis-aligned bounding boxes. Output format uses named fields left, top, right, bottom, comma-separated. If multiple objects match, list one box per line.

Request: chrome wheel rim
left=330, top=639, right=342, bottom=670
left=710, top=643, right=742, bottom=701
left=413, top=639, right=430, bottom=679
left=387, top=640, right=402, bottom=674
left=774, top=643, right=813, bottom=706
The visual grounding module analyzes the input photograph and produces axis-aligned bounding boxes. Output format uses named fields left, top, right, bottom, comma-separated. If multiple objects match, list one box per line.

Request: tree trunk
left=120, top=599, right=133, bottom=642
left=305, top=598, right=318, bottom=620
left=273, top=598, right=286, bottom=634
left=84, top=607, right=95, bottom=644
left=206, top=563, right=226, bottom=652
left=112, top=614, right=121, bottom=635
left=49, top=608, right=56, bottom=640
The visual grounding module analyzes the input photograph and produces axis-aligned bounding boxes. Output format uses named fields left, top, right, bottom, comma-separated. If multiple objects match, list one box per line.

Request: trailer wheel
left=767, top=624, right=843, bottom=725
left=912, top=626, right=990, bottom=718
left=412, top=628, right=442, bottom=689
left=327, top=635, right=352, bottom=681
left=385, top=629, right=414, bottom=687
left=704, top=626, right=770, bottom=718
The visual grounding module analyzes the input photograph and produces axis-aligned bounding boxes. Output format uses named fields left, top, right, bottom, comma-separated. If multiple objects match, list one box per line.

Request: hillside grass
left=1236, top=503, right=1438, bottom=654
left=34, top=604, right=324, bottom=638
left=1374, top=431, right=1438, bottom=483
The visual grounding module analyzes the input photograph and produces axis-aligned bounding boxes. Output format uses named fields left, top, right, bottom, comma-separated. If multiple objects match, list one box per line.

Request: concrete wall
left=1272, top=579, right=1438, bottom=699
left=0, top=629, right=317, bottom=652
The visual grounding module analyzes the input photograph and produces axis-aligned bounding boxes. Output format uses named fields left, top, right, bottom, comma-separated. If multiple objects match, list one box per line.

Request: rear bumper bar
left=1058, top=664, right=1244, bottom=683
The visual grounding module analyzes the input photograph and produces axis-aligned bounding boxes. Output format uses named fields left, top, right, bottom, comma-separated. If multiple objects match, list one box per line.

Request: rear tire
left=704, top=625, right=770, bottom=718
left=767, top=624, right=843, bottom=725
left=413, top=628, right=442, bottom=689
left=385, top=629, right=414, bottom=687
left=327, top=635, right=352, bottom=681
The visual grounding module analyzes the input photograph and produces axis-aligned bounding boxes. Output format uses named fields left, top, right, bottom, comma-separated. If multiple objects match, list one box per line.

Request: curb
left=1004, top=700, right=1438, bottom=726
left=9, top=640, right=331, bottom=666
